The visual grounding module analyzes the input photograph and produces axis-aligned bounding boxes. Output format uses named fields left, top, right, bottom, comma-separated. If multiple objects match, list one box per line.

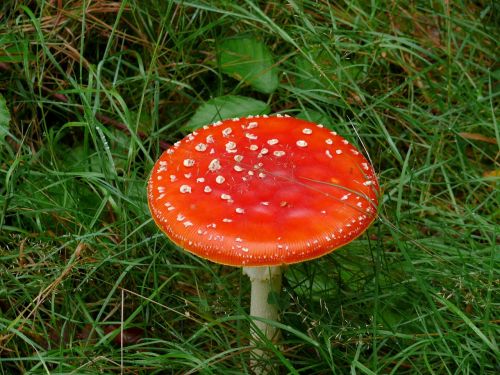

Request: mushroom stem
left=243, top=266, right=282, bottom=367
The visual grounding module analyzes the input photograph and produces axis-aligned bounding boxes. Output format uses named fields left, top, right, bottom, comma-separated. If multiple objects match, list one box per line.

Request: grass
left=0, top=0, right=498, bottom=373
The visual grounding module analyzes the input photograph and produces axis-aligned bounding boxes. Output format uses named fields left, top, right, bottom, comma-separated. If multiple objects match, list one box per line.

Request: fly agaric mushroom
left=148, top=115, right=379, bottom=366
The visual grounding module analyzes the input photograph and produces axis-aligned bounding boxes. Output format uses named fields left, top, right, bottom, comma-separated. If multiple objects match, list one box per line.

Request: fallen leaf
left=104, top=325, right=145, bottom=346
left=483, top=170, right=500, bottom=178
left=458, top=132, right=497, bottom=144
left=483, top=170, right=500, bottom=189
left=76, top=324, right=145, bottom=346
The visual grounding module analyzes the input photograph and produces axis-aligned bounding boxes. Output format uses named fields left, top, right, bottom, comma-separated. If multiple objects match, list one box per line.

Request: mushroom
left=147, top=115, right=379, bottom=369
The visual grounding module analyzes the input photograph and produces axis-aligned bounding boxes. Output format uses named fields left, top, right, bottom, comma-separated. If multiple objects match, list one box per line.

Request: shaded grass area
left=0, top=0, right=498, bottom=373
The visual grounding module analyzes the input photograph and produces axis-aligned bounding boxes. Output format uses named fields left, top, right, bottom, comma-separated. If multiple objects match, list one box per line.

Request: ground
left=0, top=1, right=498, bottom=373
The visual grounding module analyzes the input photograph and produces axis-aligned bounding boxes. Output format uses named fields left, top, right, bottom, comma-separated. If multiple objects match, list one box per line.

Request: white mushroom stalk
left=243, top=266, right=282, bottom=341
left=243, top=266, right=282, bottom=371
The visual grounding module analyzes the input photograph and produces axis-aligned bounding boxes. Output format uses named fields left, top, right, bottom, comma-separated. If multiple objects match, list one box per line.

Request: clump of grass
left=1, top=0, right=498, bottom=373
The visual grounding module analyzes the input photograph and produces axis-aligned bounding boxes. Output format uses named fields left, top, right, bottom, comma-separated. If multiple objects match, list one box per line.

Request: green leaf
left=184, top=95, right=270, bottom=131
left=0, top=36, right=36, bottom=63
left=0, top=93, right=11, bottom=141
left=219, top=37, right=278, bottom=94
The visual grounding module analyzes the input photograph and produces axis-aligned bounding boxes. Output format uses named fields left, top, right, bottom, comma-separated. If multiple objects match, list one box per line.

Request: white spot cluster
left=195, top=143, right=207, bottom=152
left=225, top=141, right=237, bottom=152
left=296, top=140, right=308, bottom=147
left=267, top=139, right=279, bottom=145
left=258, top=148, right=269, bottom=157
left=245, top=133, right=258, bottom=140
left=180, top=185, right=191, bottom=194
left=208, top=159, right=221, bottom=172
left=183, top=159, right=195, bottom=167
left=158, top=161, right=168, bottom=172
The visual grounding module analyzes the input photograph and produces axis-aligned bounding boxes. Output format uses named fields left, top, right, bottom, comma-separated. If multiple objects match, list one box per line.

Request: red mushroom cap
left=148, top=115, right=379, bottom=267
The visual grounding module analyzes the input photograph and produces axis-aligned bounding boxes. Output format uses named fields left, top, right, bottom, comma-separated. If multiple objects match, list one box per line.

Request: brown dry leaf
left=483, top=170, right=500, bottom=189
left=104, top=325, right=145, bottom=346
left=483, top=170, right=500, bottom=178
left=76, top=324, right=145, bottom=346
left=459, top=132, right=498, bottom=145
